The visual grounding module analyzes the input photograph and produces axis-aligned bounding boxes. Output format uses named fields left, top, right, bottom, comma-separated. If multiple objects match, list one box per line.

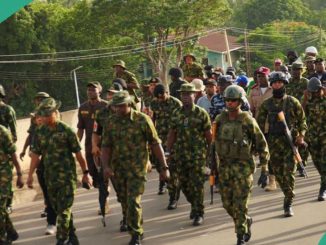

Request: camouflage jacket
left=31, top=121, right=82, bottom=187
left=257, top=95, right=307, bottom=138
left=101, top=109, right=161, bottom=177
left=170, top=104, right=211, bottom=164
left=0, top=125, right=16, bottom=186
left=287, top=77, right=309, bottom=101
left=0, top=101, right=17, bottom=142
left=305, top=96, right=326, bottom=139
left=93, top=105, right=114, bottom=137
left=181, top=63, right=205, bottom=81
left=150, top=96, right=182, bottom=145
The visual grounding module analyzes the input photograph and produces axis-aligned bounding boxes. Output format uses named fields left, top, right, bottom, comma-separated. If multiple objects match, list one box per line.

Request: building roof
left=198, top=31, right=243, bottom=54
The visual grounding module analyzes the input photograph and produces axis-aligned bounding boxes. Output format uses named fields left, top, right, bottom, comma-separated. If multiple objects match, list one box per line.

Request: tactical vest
left=266, top=96, right=290, bottom=135
left=215, top=111, right=252, bottom=160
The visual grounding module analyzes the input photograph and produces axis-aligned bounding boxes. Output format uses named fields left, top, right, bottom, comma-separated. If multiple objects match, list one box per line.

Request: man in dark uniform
left=169, top=68, right=186, bottom=100
left=77, top=81, right=108, bottom=213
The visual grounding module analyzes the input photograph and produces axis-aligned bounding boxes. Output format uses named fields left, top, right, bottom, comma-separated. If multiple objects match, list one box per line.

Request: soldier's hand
left=82, top=174, right=93, bottom=189
left=295, top=135, right=305, bottom=146
left=16, top=175, right=24, bottom=189
left=19, top=151, right=25, bottom=161
left=257, top=172, right=268, bottom=188
left=103, top=167, right=114, bottom=179
left=27, top=175, right=34, bottom=189
left=146, top=161, right=152, bottom=173
left=160, top=169, right=170, bottom=181
left=92, top=146, right=101, bottom=157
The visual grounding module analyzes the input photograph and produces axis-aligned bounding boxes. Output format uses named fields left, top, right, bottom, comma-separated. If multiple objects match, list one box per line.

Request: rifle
left=277, top=111, right=308, bottom=178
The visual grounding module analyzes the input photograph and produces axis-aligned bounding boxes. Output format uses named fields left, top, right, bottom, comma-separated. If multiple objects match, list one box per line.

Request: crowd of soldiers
left=0, top=45, right=325, bottom=245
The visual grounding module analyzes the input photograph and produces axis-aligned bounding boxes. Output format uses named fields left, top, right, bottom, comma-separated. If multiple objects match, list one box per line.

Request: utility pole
left=244, top=28, right=251, bottom=76
left=224, top=29, right=232, bottom=67
left=70, top=66, right=83, bottom=108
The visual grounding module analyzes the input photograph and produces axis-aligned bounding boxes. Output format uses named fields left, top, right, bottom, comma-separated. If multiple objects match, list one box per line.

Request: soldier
left=0, top=125, right=24, bottom=245
left=181, top=54, right=205, bottom=82
left=166, top=83, right=212, bottom=226
left=150, top=84, right=182, bottom=209
left=305, top=46, right=318, bottom=57
left=27, top=98, right=92, bottom=245
left=309, top=58, right=326, bottom=86
left=302, top=56, right=316, bottom=79
left=101, top=91, right=169, bottom=245
left=168, top=68, right=186, bottom=100
left=113, top=60, right=140, bottom=104
left=214, top=85, right=269, bottom=245
left=304, top=78, right=326, bottom=201
left=19, top=92, right=58, bottom=235
left=286, top=50, right=298, bottom=66
left=0, top=84, right=17, bottom=215
left=287, top=61, right=310, bottom=177
left=257, top=72, right=307, bottom=217
left=77, top=81, right=109, bottom=214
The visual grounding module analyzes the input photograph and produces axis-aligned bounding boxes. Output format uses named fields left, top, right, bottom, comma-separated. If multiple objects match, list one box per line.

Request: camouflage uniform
left=0, top=126, right=16, bottom=242
left=115, top=70, right=140, bottom=103
left=101, top=109, right=161, bottom=236
left=169, top=104, right=211, bottom=217
left=181, top=63, right=205, bottom=82
left=31, top=121, right=82, bottom=241
left=150, top=96, right=182, bottom=202
left=0, top=101, right=17, bottom=142
left=215, top=111, right=269, bottom=237
left=287, top=77, right=309, bottom=168
left=257, top=96, right=307, bottom=208
left=305, top=96, right=326, bottom=193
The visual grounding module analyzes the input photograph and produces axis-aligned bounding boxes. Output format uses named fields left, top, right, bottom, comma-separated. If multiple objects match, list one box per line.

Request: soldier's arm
left=92, top=133, right=101, bottom=156
left=293, top=99, right=307, bottom=144
left=8, top=108, right=17, bottom=142
left=20, top=134, right=31, bottom=160
left=256, top=101, right=268, bottom=133
left=127, top=73, right=140, bottom=89
left=11, top=152, right=24, bottom=188
left=151, top=144, right=168, bottom=169
left=166, top=129, right=177, bottom=152
left=77, top=107, right=85, bottom=141
left=27, top=152, right=41, bottom=188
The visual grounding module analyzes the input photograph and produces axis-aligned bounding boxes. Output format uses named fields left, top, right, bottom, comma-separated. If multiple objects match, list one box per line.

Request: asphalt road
left=10, top=162, right=326, bottom=245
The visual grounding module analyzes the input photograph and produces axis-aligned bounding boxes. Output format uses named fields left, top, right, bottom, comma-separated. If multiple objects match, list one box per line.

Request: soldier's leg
left=114, top=173, right=128, bottom=231
left=167, top=161, right=180, bottom=209
left=178, top=167, right=197, bottom=217
left=218, top=173, right=235, bottom=220
left=86, top=153, right=99, bottom=188
left=0, top=193, right=8, bottom=241
left=126, top=176, right=145, bottom=237
left=188, top=165, right=205, bottom=217
left=233, top=175, right=253, bottom=237
left=297, top=144, right=309, bottom=177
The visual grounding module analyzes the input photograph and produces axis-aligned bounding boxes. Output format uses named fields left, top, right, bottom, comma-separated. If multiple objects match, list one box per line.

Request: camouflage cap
left=109, top=91, right=131, bottom=106
left=291, top=62, right=304, bottom=69
left=177, top=83, right=199, bottom=93
left=307, top=77, right=323, bottom=92
left=304, top=55, right=316, bottom=62
left=34, top=92, right=50, bottom=99
left=183, top=53, right=196, bottom=61
left=112, top=60, right=126, bottom=69
left=35, top=98, right=61, bottom=117
left=0, top=84, right=5, bottom=97
left=87, top=81, right=103, bottom=92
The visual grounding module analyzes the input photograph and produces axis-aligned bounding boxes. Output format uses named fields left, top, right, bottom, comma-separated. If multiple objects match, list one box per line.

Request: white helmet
left=305, top=46, right=318, bottom=55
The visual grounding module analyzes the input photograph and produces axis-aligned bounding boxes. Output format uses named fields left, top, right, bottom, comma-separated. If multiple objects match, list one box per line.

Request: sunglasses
left=224, top=98, right=239, bottom=102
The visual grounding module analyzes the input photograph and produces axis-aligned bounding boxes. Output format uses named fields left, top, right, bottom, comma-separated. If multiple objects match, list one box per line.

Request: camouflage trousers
left=298, top=143, right=309, bottom=167
left=0, top=180, right=14, bottom=241
left=114, top=171, right=145, bottom=236
left=268, top=135, right=296, bottom=205
left=47, top=183, right=76, bottom=240
left=308, top=135, right=326, bottom=189
left=218, top=162, right=253, bottom=235
left=167, top=161, right=180, bottom=202
left=177, top=161, right=205, bottom=216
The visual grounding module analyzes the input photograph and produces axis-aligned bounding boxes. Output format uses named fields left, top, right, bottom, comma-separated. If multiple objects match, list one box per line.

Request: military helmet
left=307, top=77, right=323, bottom=92
left=183, top=53, right=196, bottom=62
left=0, top=84, right=5, bottom=98
left=269, top=71, right=289, bottom=85
left=223, top=85, right=246, bottom=102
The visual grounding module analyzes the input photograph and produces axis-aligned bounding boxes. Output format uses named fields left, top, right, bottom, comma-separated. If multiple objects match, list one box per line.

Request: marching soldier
left=181, top=54, right=205, bottom=82
left=0, top=126, right=24, bottom=245
left=214, top=85, right=269, bottom=245
left=101, top=91, right=169, bottom=245
left=151, top=84, right=182, bottom=209
left=304, top=78, right=326, bottom=201
left=27, top=98, right=92, bottom=245
left=257, top=72, right=307, bottom=217
left=166, top=83, right=212, bottom=226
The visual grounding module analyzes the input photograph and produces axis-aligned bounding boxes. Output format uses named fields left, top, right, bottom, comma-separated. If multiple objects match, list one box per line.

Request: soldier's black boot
left=6, top=229, right=18, bottom=242
left=284, top=203, right=294, bottom=217
left=157, top=181, right=166, bottom=195
left=120, top=217, right=128, bottom=232
left=236, top=234, right=245, bottom=245
left=193, top=215, right=204, bottom=226
left=66, top=232, right=79, bottom=245
left=128, top=235, right=142, bottom=245
left=167, top=199, right=178, bottom=210
left=318, top=186, right=326, bottom=201
left=244, top=216, right=253, bottom=242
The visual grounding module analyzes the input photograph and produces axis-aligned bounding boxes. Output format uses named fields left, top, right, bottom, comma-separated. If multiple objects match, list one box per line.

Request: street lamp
left=70, top=66, right=83, bottom=108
